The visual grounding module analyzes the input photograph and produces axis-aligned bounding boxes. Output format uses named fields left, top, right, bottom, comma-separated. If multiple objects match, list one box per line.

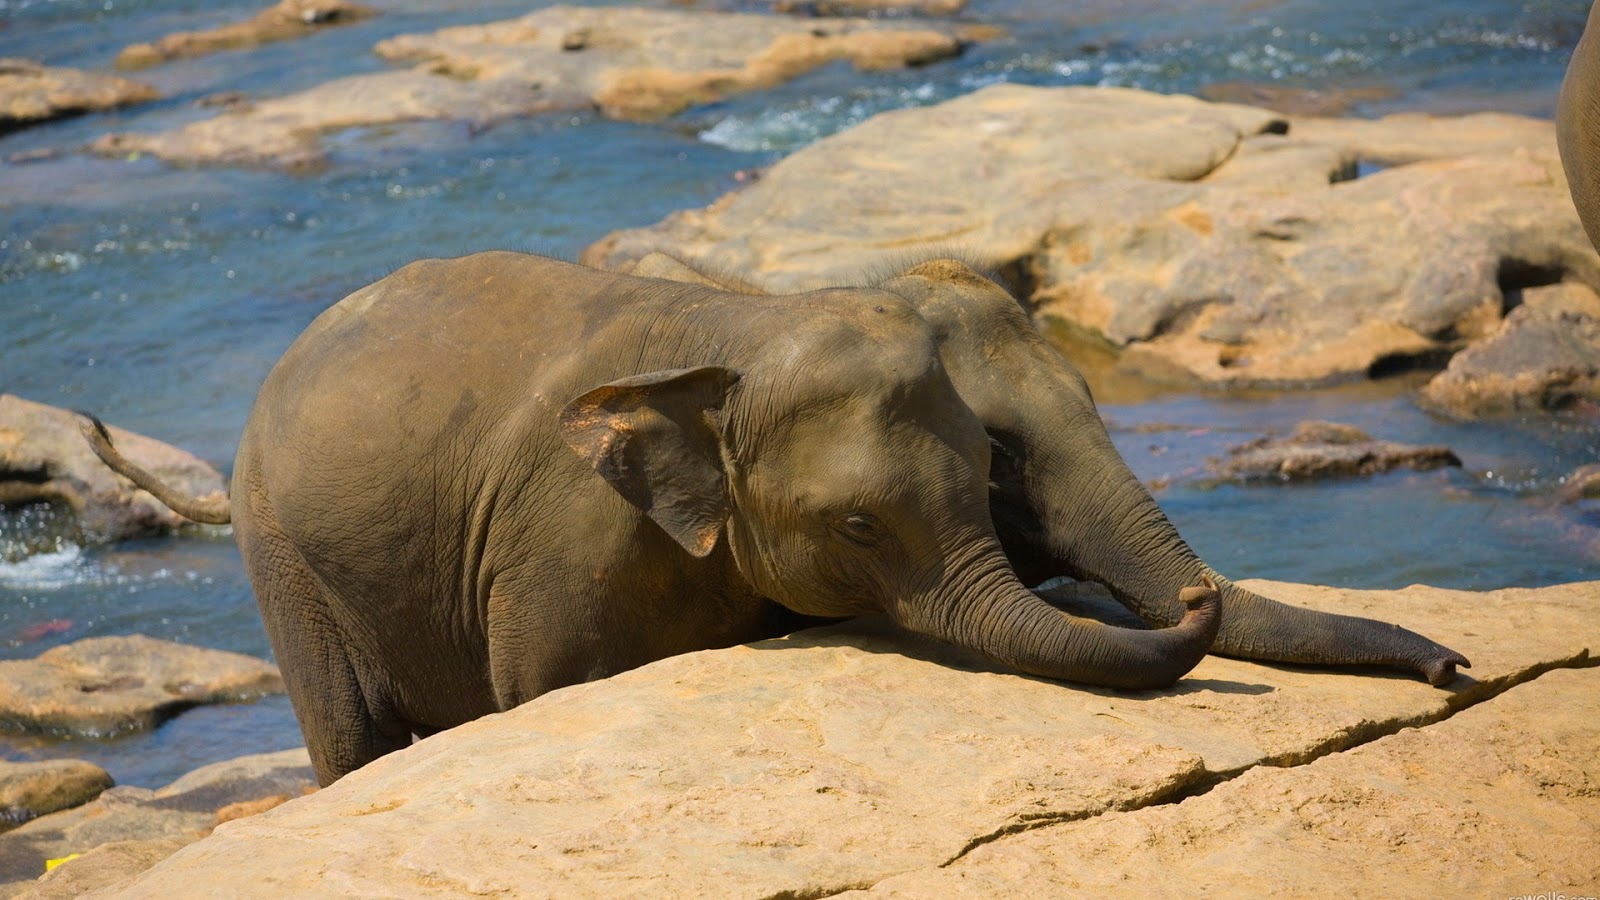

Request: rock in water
left=93, top=6, right=990, bottom=168
left=585, top=84, right=1600, bottom=392
left=1210, top=421, right=1463, bottom=482
left=0, top=636, right=283, bottom=738
left=0, top=394, right=226, bottom=544
left=0, top=60, right=157, bottom=133
left=0, top=749, right=313, bottom=897
left=1420, top=282, right=1600, bottom=418
left=115, top=0, right=376, bottom=69
left=0, top=761, right=112, bottom=833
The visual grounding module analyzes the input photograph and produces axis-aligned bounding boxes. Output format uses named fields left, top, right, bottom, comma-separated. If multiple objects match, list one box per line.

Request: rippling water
left=1, top=0, right=1596, bottom=786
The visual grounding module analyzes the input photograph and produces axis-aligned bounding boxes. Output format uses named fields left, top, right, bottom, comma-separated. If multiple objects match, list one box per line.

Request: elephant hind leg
left=237, top=510, right=410, bottom=786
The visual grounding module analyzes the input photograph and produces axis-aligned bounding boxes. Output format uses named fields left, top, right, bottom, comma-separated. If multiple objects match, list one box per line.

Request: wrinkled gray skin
left=88, top=253, right=1466, bottom=786
left=1560, top=1, right=1600, bottom=253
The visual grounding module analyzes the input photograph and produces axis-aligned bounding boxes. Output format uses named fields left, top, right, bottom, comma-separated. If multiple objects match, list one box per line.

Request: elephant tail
left=79, top=414, right=232, bottom=525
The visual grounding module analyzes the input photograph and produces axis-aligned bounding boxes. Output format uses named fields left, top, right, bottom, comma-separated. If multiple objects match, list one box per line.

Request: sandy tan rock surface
left=587, top=84, right=1600, bottom=395
left=0, top=395, right=226, bottom=544
left=94, top=5, right=986, bottom=168
left=0, top=636, right=282, bottom=738
left=1419, top=281, right=1600, bottom=417
left=0, top=61, right=156, bottom=133
left=850, top=665, right=1600, bottom=898
left=0, top=762, right=111, bottom=833
left=78, top=579, right=1599, bottom=898
left=115, top=0, right=374, bottom=69
left=0, top=749, right=312, bottom=899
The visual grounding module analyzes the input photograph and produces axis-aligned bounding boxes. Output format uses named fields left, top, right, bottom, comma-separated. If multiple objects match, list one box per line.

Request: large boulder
left=93, top=5, right=990, bottom=168
left=0, top=61, right=156, bottom=133
left=0, top=762, right=111, bottom=833
left=585, top=84, right=1600, bottom=391
left=76, top=579, right=1600, bottom=897
left=0, top=636, right=283, bottom=738
left=0, top=394, right=227, bottom=544
left=0, top=749, right=312, bottom=898
left=115, top=0, right=375, bottom=69
left=1418, top=281, right=1600, bottom=418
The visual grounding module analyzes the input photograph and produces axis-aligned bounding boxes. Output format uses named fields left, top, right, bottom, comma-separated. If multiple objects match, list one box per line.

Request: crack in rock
left=931, top=648, right=1596, bottom=874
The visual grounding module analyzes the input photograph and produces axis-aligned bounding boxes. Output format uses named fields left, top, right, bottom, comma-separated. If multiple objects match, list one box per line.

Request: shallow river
left=1, top=0, right=1596, bottom=787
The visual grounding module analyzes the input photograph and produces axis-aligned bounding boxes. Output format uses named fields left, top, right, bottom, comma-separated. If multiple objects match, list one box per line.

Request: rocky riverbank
left=8, top=579, right=1591, bottom=897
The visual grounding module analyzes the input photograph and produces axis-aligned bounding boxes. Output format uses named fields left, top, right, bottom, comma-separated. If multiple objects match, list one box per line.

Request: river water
left=1, top=0, right=1595, bottom=787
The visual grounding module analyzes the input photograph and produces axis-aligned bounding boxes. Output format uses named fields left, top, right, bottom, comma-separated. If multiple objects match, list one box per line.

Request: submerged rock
left=0, top=60, right=156, bottom=133
left=115, top=0, right=375, bottom=69
left=75, top=579, right=1600, bottom=897
left=0, top=762, right=112, bottom=833
left=0, top=636, right=283, bottom=738
left=1197, top=81, right=1397, bottom=117
left=0, top=749, right=312, bottom=898
left=586, top=84, right=1600, bottom=391
left=773, top=0, right=968, bottom=15
left=1559, top=463, right=1600, bottom=504
left=1419, top=282, right=1600, bottom=418
left=0, top=394, right=226, bottom=544
left=94, top=5, right=986, bottom=168
left=1210, top=421, right=1463, bottom=483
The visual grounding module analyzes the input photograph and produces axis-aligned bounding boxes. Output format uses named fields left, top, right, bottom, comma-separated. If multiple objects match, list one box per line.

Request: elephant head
left=878, top=259, right=1468, bottom=685
left=561, top=289, right=1221, bottom=690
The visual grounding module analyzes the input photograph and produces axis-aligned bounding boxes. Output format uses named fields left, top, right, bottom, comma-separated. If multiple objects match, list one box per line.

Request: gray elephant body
left=90, top=252, right=1465, bottom=785
left=1561, top=2, right=1600, bottom=252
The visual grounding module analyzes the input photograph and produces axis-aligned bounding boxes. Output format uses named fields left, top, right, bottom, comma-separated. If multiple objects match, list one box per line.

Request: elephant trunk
left=1019, top=422, right=1468, bottom=686
left=892, top=546, right=1220, bottom=690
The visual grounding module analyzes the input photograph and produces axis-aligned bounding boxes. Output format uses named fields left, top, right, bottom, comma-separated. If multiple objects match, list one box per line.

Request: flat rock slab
left=0, top=394, right=227, bottom=544
left=1209, top=420, right=1462, bottom=483
left=94, top=5, right=985, bottom=168
left=0, top=60, right=156, bottom=133
left=115, top=0, right=375, bottom=69
left=0, top=749, right=313, bottom=898
left=1419, top=281, right=1600, bottom=417
left=0, top=636, right=283, bottom=738
left=853, top=665, right=1600, bottom=897
left=95, top=580, right=1598, bottom=898
left=0, top=762, right=111, bottom=833
left=586, top=84, right=1600, bottom=392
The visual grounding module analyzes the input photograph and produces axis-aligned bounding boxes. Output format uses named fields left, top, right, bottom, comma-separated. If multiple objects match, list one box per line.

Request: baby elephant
left=87, top=253, right=1465, bottom=785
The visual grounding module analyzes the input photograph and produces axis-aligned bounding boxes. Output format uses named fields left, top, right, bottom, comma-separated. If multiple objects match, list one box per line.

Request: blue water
left=1, top=0, right=1596, bottom=788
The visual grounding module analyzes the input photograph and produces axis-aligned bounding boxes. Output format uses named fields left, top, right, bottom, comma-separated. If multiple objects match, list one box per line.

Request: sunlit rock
left=71, top=580, right=1600, bottom=897
left=0, top=636, right=282, bottom=738
left=93, top=5, right=990, bottom=169
left=0, top=61, right=156, bottom=133
left=0, top=395, right=226, bottom=544
left=115, top=0, right=375, bottom=69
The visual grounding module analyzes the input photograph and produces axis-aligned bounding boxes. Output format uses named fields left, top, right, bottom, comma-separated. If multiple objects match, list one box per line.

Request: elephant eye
left=833, top=512, right=882, bottom=546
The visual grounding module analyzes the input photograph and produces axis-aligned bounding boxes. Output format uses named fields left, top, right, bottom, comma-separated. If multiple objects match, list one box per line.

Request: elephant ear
left=559, top=366, right=741, bottom=558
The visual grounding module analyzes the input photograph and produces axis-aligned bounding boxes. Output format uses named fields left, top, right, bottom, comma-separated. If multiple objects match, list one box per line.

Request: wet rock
left=1198, top=81, right=1396, bottom=117
left=79, top=579, right=1600, bottom=897
left=1559, top=463, right=1600, bottom=504
left=115, top=0, right=375, bottom=69
left=585, top=84, right=1600, bottom=389
left=94, top=5, right=985, bottom=168
left=0, top=762, right=112, bottom=833
left=853, top=666, right=1600, bottom=897
left=0, top=636, right=283, bottom=738
left=1419, top=282, right=1600, bottom=418
left=0, top=749, right=312, bottom=898
left=0, top=60, right=157, bottom=134
left=0, top=395, right=226, bottom=544
left=1210, top=421, right=1463, bottom=482
left=773, top=0, right=967, bottom=15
